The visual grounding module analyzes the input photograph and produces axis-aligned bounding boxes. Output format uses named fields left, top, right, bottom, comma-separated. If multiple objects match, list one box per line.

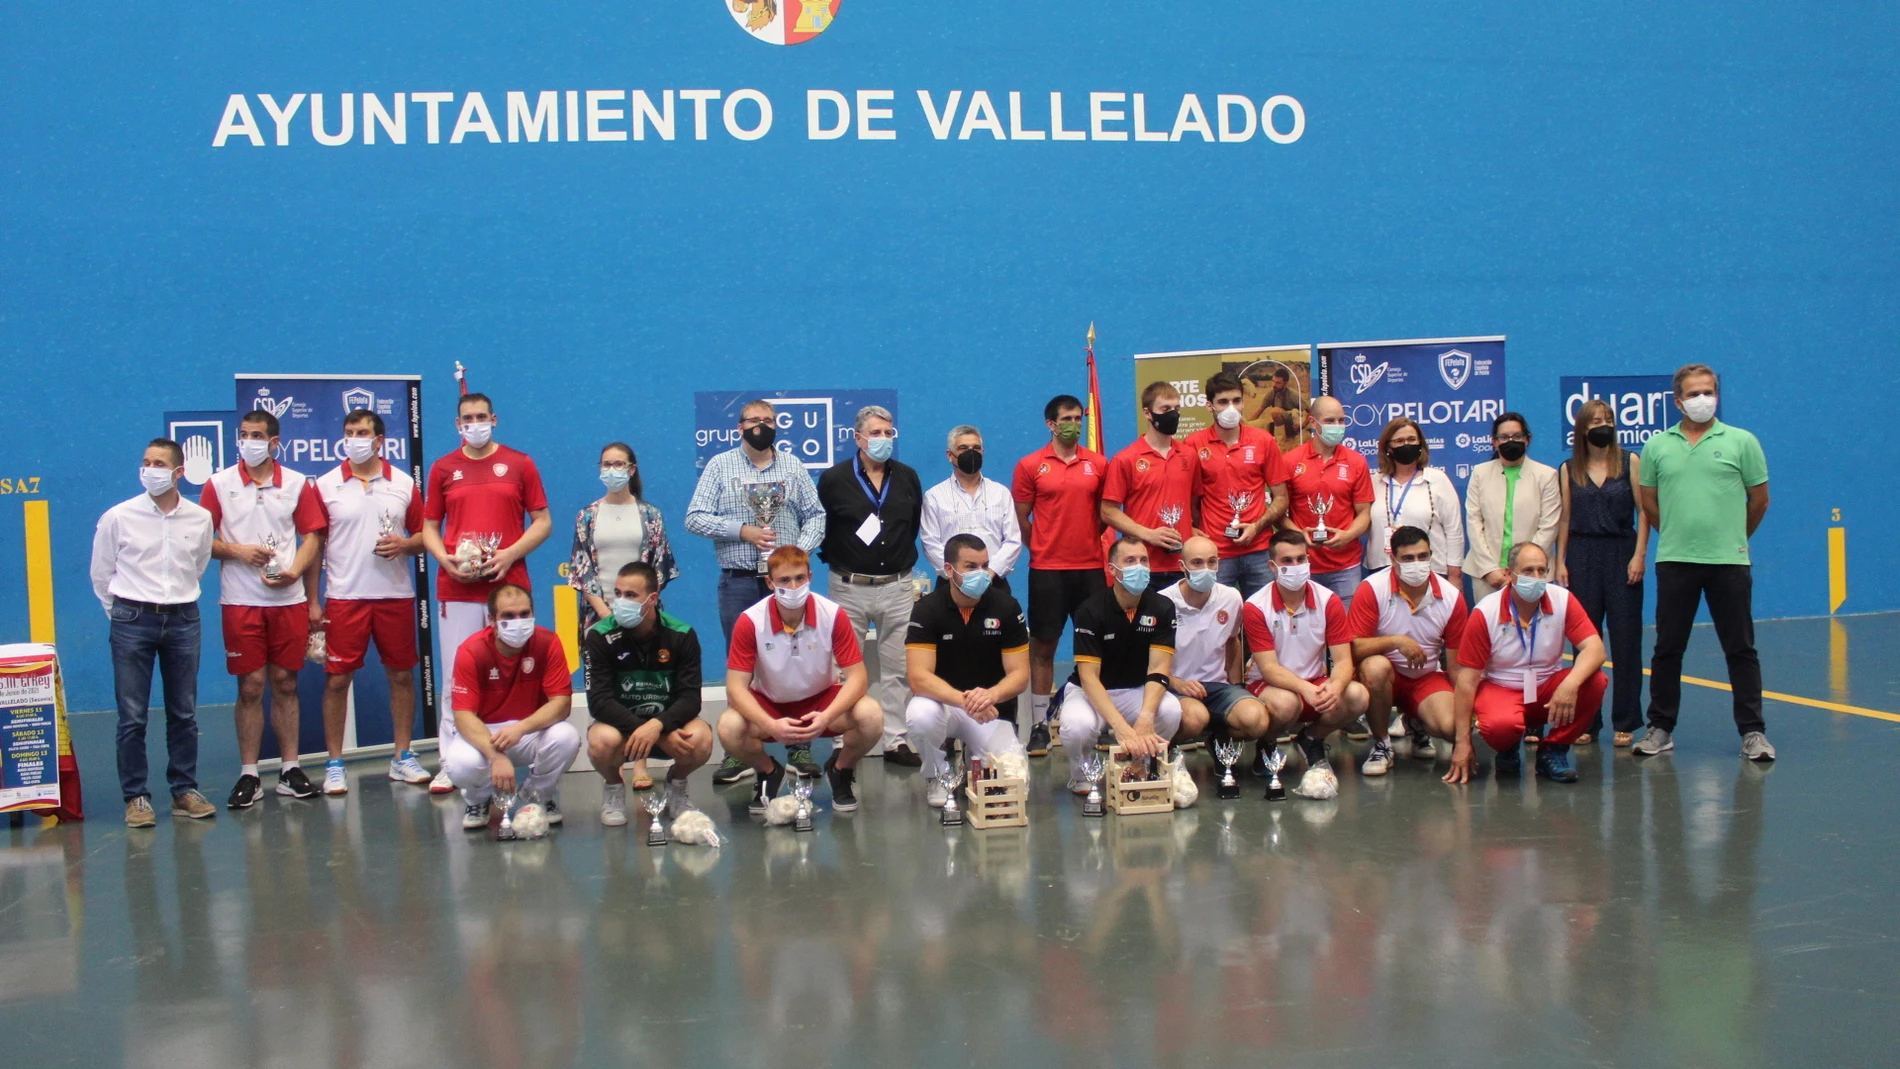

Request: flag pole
left=1084, top=322, right=1105, bottom=455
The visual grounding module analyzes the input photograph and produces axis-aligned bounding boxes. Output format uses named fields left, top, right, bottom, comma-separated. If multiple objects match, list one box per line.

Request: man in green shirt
left=1634, top=363, right=1774, bottom=761
left=582, top=561, right=714, bottom=826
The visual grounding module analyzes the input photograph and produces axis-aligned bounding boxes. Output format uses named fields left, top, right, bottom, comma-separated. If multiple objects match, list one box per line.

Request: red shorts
left=1473, top=671, right=1607, bottom=751
left=1247, top=675, right=1333, bottom=723
left=1391, top=670, right=1454, bottom=715
left=323, top=598, right=420, bottom=674
left=222, top=603, right=310, bottom=675
left=752, top=685, right=846, bottom=737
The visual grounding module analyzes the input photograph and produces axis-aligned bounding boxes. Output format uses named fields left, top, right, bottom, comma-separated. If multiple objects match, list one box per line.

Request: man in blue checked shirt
left=686, top=398, right=827, bottom=782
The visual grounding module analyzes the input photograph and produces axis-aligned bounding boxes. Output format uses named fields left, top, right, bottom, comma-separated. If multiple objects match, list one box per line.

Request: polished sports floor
left=4, top=613, right=1897, bottom=1068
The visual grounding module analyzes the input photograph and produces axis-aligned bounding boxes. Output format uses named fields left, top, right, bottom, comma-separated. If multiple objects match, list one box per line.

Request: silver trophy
left=1263, top=746, right=1287, bottom=802
left=261, top=533, right=285, bottom=580
left=1224, top=491, right=1255, bottom=540
left=791, top=775, right=815, bottom=833
left=1157, top=503, right=1185, bottom=534
left=744, top=484, right=787, bottom=574
left=644, top=792, right=669, bottom=847
left=1214, top=739, right=1242, bottom=799
left=1309, top=493, right=1336, bottom=543
left=378, top=511, right=399, bottom=538
left=496, top=790, right=518, bottom=840
left=1080, top=756, right=1106, bottom=818
left=939, top=765, right=965, bottom=827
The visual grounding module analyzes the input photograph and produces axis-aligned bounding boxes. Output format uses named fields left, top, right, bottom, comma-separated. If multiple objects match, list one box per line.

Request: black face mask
left=743, top=424, right=776, bottom=451
left=1497, top=440, right=1527, bottom=462
left=1389, top=443, right=1423, bottom=466
left=1586, top=425, right=1616, bottom=448
left=955, top=449, right=983, bottom=475
left=1150, top=409, right=1181, bottom=436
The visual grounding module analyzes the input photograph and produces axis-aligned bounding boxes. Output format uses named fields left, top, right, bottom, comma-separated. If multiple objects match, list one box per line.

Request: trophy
left=1213, top=739, right=1242, bottom=799
left=1224, top=491, right=1255, bottom=540
left=1080, top=756, right=1106, bottom=818
left=1309, top=493, right=1336, bottom=543
left=644, top=792, right=669, bottom=847
left=791, top=775, right=815, bottom=833
left=496, top=790, right=518, bottom=840
left=744, top=484, right=787, bottom=574
left=1262, top=747, right=1287, bottom=802
left=453, top=532, right=499, bottom=580
left=939, top=765, right=965, bottom=827
left=261, top=534, right=285, bottom=580
left=1157, top=504, right=1185, bottom=534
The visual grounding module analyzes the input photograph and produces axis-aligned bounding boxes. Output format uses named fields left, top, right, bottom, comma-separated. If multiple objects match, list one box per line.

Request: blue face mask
left=1118, top=564, right=1151, bottom=594
left=956, top=569, right=992, bottom=599
left=600, top=467, right=630, bottom=493
left=864, top=436, right=895, bottom=462
left=1186, top=568, right=1218, bottom=592
left=1513, top=575, right=1549, bottom=603
left=612, top=597, right=646, bottom=629
left=1317, top=423, right=1348, bottom=447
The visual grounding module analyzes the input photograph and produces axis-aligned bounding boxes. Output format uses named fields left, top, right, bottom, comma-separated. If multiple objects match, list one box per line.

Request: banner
left=1130, top=345, right=1314, bottom=453
left=1318, top=336, right=1505, bottom=494
left=694, top=389, right=900, bottom=472
left=0, top=644, right=78, bottom=818
left=232, top=374, right=433, bottom=755
left=1559, top=375, right=1693, bottom=451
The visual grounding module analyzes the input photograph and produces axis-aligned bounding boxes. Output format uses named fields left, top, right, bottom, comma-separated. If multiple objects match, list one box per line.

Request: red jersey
left=1102, top=436, right=1196, bottom=572
left=424, top=444, right=549, bottom=603
left=450, top=626, right=572, bottom=725
left=1011, top=444, right=1109, bottom=571
left=1282, top=441, right=1374, bottom=574
left=1185, top=425, right=1287, bottom=559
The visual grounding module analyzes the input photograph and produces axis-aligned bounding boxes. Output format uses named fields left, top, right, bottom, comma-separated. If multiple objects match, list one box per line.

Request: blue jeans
left=717, top=572, right=771, bottom=648
left=1313, top=564, right=1364, bottom=608
left=1217, top=549, right=1274, bottom=600
left=109, top=600, right=202, bottom=801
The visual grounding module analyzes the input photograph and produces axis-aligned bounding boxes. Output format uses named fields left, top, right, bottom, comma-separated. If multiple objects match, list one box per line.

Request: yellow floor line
left=1590, top=658, right=1900, bottom=724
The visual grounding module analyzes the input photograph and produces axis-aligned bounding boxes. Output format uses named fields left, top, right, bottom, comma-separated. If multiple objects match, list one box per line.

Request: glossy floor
left=3, top=614, right=1897, bottom=1068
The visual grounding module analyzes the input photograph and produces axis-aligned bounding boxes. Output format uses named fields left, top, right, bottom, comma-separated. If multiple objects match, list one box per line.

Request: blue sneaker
left=1535, top=744, right=1579, bottom=783
left=1494, top=744, right=1522, bottom=777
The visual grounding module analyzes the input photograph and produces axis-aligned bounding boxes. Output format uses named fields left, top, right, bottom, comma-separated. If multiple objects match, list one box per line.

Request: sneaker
left=748, top=759, right=788, bottom=815
left=1294, top=732, right=1329, bottom=771
left=712, top=755, right=756, bottom=786
left=883, top=741, right=923, bottom=767
left=1535, top=744, right=1579, bottom=782
left=227, top=774, right=262, bottom=810
left=787, top=745, right=822, bottom=778
left=543, top=796, right=563, bottom=825
left=1631, top=726, right=1674, bottom=756
left=322, top=760, right=349, bottom=796
left=663, top=778, right=693, bottom=819
left=601, top=783, right=628, bottom=827
left=1409, top=721, right=1437, bottom=760
left=925, top=778, right=949, bottom=808
left=388, top=751, right=431, bottom=785
left=429, top=768, right=456, bottom=794
left=277, top=766, right=319, bottom=799
left=1346, top=716, right=1372, bottom=741
left=1068, top=771, right=1091, bottom=795
left=125, top=796, right=157, bottom=828
left=1027, top=722, right=1052, bottom=757
left=172, top=790, right=216, bottom=819
left=1388, top=718, right=1408, bottom=739
left=1362, top=739, right=1394, bottom=777
left=1740, top=731, right=1777, bottom=762
left=462, top=798, right=491, bottom=830
left=825, top=753, right=859, bottom=813
left=1494, top=744, right=1522, bottom=777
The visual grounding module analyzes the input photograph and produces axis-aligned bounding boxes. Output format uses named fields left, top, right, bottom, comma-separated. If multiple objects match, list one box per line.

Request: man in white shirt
left=1162, top=536, right=1262, bottom=745
left=1241, top=530, right=1369, bottom=783
left=920, top=425, right=1024, bottom=593
left=91, top=439, right=216, bottom=827
left=202, top=410, right=328, bottom=809
left=1347, top=526, right=1469, bottom=775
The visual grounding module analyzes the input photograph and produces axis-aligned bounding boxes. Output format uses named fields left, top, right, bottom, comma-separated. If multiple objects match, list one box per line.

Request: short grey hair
left=854, top=405, right=894, bottom=433
left=946, top=424, right=982, bottom=450
left=1671, top=363, right=1719, bottom=398
left=1506, top=541, right=1548, bottom=570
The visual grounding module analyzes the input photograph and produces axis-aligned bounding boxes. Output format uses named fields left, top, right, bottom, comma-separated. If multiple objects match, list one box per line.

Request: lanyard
left=855, top=457, right=890, bottom=515
left=1385, top=475, right=1418, bottom=526
left=1510, top=602, right=1541, bottom=662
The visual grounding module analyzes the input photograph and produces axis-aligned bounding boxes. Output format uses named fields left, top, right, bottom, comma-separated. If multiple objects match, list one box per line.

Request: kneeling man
left=718, top=547, right=882, bottom=814
left=1242, top=531, right=1369, bottom=779
left=1347, top=525, right=1468, bottom=774
left=1162, top=535, right=1265, bottom=745
left=1446, top=542, right=1607, bottom=784
left=905, top=534, right=1031, bottom=807
left=1059, top=538, right=1184, bottom=790
left=444, top=583, right=581, bottom=829
left=583, top=562, right=714, bottom=827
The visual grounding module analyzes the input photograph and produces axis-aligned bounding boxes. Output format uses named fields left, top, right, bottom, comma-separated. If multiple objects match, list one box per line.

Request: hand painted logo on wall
left=726, top=0, right=840, bottom=46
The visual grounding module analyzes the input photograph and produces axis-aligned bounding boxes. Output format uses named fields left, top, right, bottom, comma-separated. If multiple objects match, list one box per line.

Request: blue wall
left=4, top=3, right=1894, bottom=711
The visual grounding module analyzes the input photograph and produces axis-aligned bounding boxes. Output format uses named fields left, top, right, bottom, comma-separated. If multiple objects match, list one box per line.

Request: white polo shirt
left=314, top=460, right=423, bottom=601
left=727, top=592, right=864, bottom=704
left=1457, top=586, right=1598, bottom=696
left=1242, top=581, right=1348, bottom=682
left=1346, top=567, right=1469, bottom=679
left=200, top=463, right=326, bottom=607
left=1161, top=580, right=1244, bottom=685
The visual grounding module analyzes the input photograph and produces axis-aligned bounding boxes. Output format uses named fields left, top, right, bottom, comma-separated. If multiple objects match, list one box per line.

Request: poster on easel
left=1131, top=345, right=1314, bottom=453
left=0, top=644, right=79, bottom=818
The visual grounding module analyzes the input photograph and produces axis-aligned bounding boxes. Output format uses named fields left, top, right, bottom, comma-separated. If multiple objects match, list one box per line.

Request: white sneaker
left=322, top=760, right=349, bottom=796
left=388, top=752, right=431, bottom=785
left=1387, top=718, right=1407, bottom=739
left=925, top=778, right=949, bottom=808
left=1361, top=740, right=1393, bottom=777
left=663, top=779, right=693, bottom=819
left=1632, top=726, right=1674, bottom=756
left=1740, top=731, right=1777, bottom=762
left=429, top=768, right=455, bottom=795
left=462, top=798, right=491, bottom=830
left=600, top=783, right=627, bottom=827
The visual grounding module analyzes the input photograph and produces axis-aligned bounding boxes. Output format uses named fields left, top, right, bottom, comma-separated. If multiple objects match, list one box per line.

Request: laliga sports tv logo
left=1349, top=354, right=1390, bottom=395
left=727, top=0, right=840, bottom=45
left=1437, top=349, right=1473, bottom=391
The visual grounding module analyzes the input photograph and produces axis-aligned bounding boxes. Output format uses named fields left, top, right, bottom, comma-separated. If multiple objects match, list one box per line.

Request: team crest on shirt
left=488, top=667, right=500, bottom=680
left=1198, top=447, right=1211, bottom=461
left=522, top=657, right=536, bottom=673
left=1136, top=458, right=1150, bottom=473
left=983, top=618, right=999, bottom=629
left=1243, top=448, right=1257, bottom=463
left=1292, top=462, right=1306, bottom=477
left=492, top=463, right=509, bottom=477
left=1082, top=462, right=1097, bottom=475
left=451, top=470, right=465, bottom=481
left=1036, top=462, right=1050, bottom=476
left=1216, top=609, right=1230, bottom=624
left=1139, top=615, right=1156, bottom=627
left=657, top=648, right=671, bottom=664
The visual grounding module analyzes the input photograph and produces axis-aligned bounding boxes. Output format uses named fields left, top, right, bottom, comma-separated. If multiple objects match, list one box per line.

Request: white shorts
left=905, top=696, right=1025, bottom=776
left=435, top=601, right=490, bottom=746
left=442, top=719, right=581, bottom=804
left=1057, top=682, right=1183, bottom=749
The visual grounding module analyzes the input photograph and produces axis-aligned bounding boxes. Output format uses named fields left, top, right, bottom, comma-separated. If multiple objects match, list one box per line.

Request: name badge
left=855, top=513, right=883, bottom=545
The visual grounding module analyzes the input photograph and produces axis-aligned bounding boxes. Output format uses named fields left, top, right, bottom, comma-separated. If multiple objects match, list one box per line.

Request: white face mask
left=343, top=437, right=378, bottom=464
left=238, top=439, right=272, bottom=466
left=774, top=583, right=811, bottom=611
left=1680, top=394, right=1717, bottom=423
left=1214, top=405, right=1243, bottom=430
left=140, top=465, right=176, bottom=497
left=496, top=617, right=536, bottom=648
left=460, top=421, right=494, bottom=448
left=1275, top=562, right=1311, bottom=593
left=1396, top=560, right=1433, bottom=587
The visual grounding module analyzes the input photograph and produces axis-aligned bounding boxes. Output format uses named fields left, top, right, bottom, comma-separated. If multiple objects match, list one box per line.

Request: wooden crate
left=964, top=774, right=1028, bottom=829
left=1105, top=747, right=1175, bottom=815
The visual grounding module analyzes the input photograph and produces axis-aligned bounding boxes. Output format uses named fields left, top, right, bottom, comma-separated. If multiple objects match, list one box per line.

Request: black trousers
left=1565, top=534, right=1645, bottom=734
left=1646, top=562, right=1763, bottom=736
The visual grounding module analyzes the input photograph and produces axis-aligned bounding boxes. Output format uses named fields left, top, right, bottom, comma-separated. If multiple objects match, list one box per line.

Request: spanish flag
left=1084, top=322, right=1105, bottom=454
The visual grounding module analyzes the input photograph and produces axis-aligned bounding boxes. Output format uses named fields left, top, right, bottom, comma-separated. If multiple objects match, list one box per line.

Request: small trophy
left=644, top=792, right=669, bottom=847
left=1080, top=756, right=1106, bottom=818
left=1224, top=491, right=1254, bottom=540
left=744, top=484, right=787, bottom=574
left=262, top=534, right=285, bottom=580
left=1262, top=747, right=1287, bottom=802
left=791, top=775, right=815, bottom=833
left=1214, top=739, right=1242, bottom=799
left=939, top=766, right=965, bottom=827
left=496, top=790, right=518, bottom=840
left=1157, top=504, right=1185, bottom=533
left=1309, top=493, right=1336, bottom=543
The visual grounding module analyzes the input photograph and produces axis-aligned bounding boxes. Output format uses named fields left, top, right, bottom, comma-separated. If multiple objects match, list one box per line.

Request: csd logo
left=727, top=0, right=840, bottom=45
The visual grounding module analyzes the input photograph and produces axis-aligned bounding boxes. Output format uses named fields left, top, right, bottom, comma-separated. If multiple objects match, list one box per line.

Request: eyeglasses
left=861, top=429, right=898, bottom=440
left=601, top=462, right=632, bottom=471
left=739, top=416, right=772, bottom=429
left=1495, top=433, right=1528, bottom=443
